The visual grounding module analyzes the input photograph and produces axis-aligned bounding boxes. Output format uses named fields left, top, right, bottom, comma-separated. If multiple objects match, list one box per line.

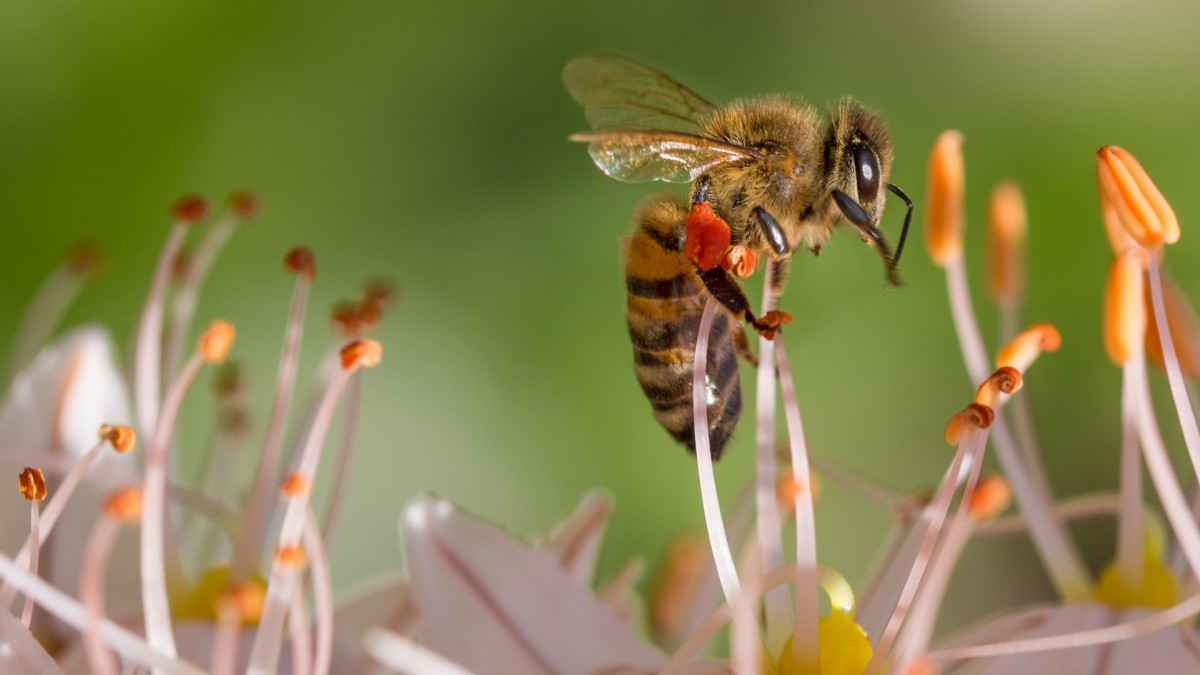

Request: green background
left=4, top=0, right=1200, bottom=633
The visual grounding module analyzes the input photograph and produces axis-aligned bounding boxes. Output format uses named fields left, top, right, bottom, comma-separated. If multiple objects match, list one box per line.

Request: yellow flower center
left=169, top=565, right=267, bottom=625
left=764, top=610, right=873, bottom=675
left=1096, top=532, right=1179, bottom=610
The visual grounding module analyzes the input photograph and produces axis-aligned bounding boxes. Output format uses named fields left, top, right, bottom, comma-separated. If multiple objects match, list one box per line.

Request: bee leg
left=832, top=189, right=903, bottom=287
left=698, top=267, right=792, bottom=340
left=733, top=324, right=759, bottom=368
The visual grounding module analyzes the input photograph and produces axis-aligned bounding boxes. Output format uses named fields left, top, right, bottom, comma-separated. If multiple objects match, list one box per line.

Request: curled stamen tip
left=199, top=320, right=237, bottom=363
left=229, top=191, right=260, bottom=219
left=105, top=488, right=144, bottom=522
left=925, top=129, right=965, bottom=267
left=945, top=403, right=994, bottom=444
left=340, top=339, right=383, bottom=371
left=974, top=366, right=1023, bottom=407
left=276, top=545, right=308, bottom=569
left=1096, top=146, right=1179, bottom=249
left=98, top=424, right=136, bottom=453
left=967, top=475, right=1012, bottom=520
left=17, top=467, right=46, bottom=502
left=284, top=246, right=317, bottom=280
left=280, top=473, right=311, bottom=497
left=986, top=182, right=1027, bottom=305
left=224, top=582, right=266, bottom=622
left=996, top=323, right=1061, bottom=371
left=172, top=194, right=209, bottom=224
left=1105, top=250, right=1148, bottom=365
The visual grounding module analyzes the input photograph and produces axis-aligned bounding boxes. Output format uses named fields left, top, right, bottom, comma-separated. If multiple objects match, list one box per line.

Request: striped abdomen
left=624, top=196, right=742, bottom=460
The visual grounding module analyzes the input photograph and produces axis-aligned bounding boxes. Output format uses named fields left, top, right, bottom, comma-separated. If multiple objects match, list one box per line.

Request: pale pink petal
left=403, top=496, right=663, bottom=675
left=592, top=662, right=730, bottom=675
left=0, top=610, right=64, bottom=675
left=545, top=491, right=613, bottom=586
left=335, top=573, right=419, bottom=660
left=939, top=604, right=1200, bottom=674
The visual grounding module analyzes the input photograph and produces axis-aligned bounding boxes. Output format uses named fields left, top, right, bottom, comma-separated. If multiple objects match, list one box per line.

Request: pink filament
left=81, top=518, right=122, bottom=675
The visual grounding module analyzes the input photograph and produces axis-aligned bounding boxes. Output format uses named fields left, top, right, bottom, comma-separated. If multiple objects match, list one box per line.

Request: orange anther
left=99, top=424, right=137, bottom=453
left=967, top=475, right=1012, bottom=520
left=925, top=130, right=965, bottom=267
left=199, top=320, right=236, bottom=364
left=1097, top=146, right=1179, bottom=249
left=974, top=366, right=1023, bottom=408
left=105, top=488, right=144, bottom=522
left=1104, top=250, right=1148, bottom=366
left=340, top=339, right=383, bottom=371
left=229, top=191, right=260, bottom=219
left=986, top=182, right=1026, bottom=306
left=17, top=467, right=46, bottom=502
left=173, top=195, right=209, bottom=224
left=280, top=473, right=310, bottom=497
left=284, top=246, right=317, bottom=280
left=224, top=582, right=266, bottom=622
left=996, top=323, right=1061, bottom=372
left=276, top=546, right=307, bottom=569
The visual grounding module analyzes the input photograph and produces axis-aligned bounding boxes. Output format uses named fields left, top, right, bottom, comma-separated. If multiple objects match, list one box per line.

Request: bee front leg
left=698, top=267, right=792, bottom=340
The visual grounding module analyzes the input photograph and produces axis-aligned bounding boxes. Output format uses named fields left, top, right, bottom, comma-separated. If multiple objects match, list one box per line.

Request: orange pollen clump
left=280, top=473, right=310, bottom=497
left=996, top=323, right=1061, bottom=372
left=1096, top=146, right=1179, bottom=249
left=721, top=245, right=758, bottom=279
left=974, top=366, right=1023, bottom=407
left=99, top=424, right=136, bottom=453
left=225, top=582, right=266, bottom=621
left=340, top=339, right=383, bottom=371
left=945, top=403, right=994, bottom=445
left=199, top=320, right=236, bottom=364
left=105, top=488, right=144, bottom=522
left=925, top=130, right=965, bottom=267
left=968, top=475, right=1012, bottom=520
left=276, top=546, right=307, bottom=569
left=684, top=201, right=732, bottom=271
left=284, top=246, right=317, bottom=280
left=229, top=191, right=260, bottom=219
left=173, top=194, right=209, bottom=224
left=17, top=467, right=46, bottom=502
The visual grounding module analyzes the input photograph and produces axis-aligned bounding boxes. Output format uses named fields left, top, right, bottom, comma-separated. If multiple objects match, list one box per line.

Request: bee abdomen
left=624, top=196, right=743, bottom=460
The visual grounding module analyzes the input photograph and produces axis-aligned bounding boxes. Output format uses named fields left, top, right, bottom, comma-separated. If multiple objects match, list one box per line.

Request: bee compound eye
left=854, top=145, right=880, bottom=202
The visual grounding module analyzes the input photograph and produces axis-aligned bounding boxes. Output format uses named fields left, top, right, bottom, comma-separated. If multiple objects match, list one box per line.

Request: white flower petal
left=545, top=490, right=612, bottom=586
left=335, top=573, right=419, bottom=667
left=0, top=611, right=64, bottom=675
left=402, top=496, right=663, bottom=675
left=0, top=327, right=134, bottom=473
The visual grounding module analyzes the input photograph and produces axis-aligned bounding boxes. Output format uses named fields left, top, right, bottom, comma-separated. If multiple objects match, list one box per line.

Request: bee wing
left=563, top=55, right=717, bottom=132
left=570, top=130, right=758, bottom=184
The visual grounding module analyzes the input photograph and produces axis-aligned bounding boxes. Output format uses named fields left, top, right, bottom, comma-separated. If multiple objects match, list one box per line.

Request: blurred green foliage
left=3, top=0, right=1200, bottom=631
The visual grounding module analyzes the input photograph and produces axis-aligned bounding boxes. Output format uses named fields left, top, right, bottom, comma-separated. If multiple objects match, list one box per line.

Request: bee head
left=826, top=98, right=894, bottom=227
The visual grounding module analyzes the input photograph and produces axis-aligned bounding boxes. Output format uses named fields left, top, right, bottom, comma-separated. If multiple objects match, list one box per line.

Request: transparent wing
left=563, top=55, right=717, bottom=132
left=570, top=131, right=757, bottom=184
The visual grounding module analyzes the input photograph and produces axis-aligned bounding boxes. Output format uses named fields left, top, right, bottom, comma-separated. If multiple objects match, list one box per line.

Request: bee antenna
left=887, top=183, right=914, bottom=272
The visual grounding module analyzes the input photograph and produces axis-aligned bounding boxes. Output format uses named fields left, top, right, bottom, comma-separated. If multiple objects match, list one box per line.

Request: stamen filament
left=235, top=272, right=313, bottom=580
left=364, top=628, right=479, bottom=675
left=135, top=221, right=191, bottom=438
left=21, top=500, right=40, bottom=627
left=7, top=257, right=88, bottom=380
left=1116, top=359, right=1145, bottom=584
left=321, top=373, right=362, bottom=543
left=210, top=598, right=242, bottom=675
left=754, top=267, right=789, bottom=649
left=305, top=508, right=334, bottom=675
left=141, top=352, right=208, bottom=662
left=774, top=341, right=821, bottom=661
left=1130, top=354, right=1200, bottom=579
left=81, top=517, right=123, bottom=675
left=163, top=210, right=239, bottom=382
left=0, top=551, right=206, bottom=675
left=246, top=347, right=370, bottom=675
left=977, top=492, right=1155, bottom=537
left=1147, top=257, right=1200, bottom=486
left=690, top=298, right=740, bottom=603
left=288, top=590, right=314, bottom=675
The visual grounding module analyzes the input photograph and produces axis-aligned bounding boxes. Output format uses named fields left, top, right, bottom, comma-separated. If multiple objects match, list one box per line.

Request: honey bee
left=564, top=55, right=912, bottom=459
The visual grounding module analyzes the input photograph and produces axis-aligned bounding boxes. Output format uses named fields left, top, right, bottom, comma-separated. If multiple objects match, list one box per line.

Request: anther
left=276, top=545, right=307, bottom=569
left=777, top=473, right=821, bottom=507
left=340, top=339, right=383, bottom=371
left=925, top=130, right=965, bottom=267
left=996, top=323, right=1061, bottom=372
left=66, top=241, right=104, bottom=277
left=945, top=403, right=995, bottom=445
left=284, top=246, right=317, bottom=280
left=280, top=473, right=310, bottom=498
left=17, top=468, right=46, bottom=502
left=967, top=475, right=1012, bottom=521
left=229, top=191, right=260, bottom=220
left=974, top=366, right=1023, bottom=407
left=986, top=182, right=1026, bottom=306
left=104, top=488, right=144, bottom=522
left=332, top=301, right=363, bottom=337
left=224, top=582, right=266, bottom=622
left=199, top=320, right=236, bottom=364
left=1096, top=146, right=1179, bottom=249
left=98, top=424, right=137, bottom=453
left=1104, top=250, right=1148, bottom=366
left=172, top=194, right=210, bottom=224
